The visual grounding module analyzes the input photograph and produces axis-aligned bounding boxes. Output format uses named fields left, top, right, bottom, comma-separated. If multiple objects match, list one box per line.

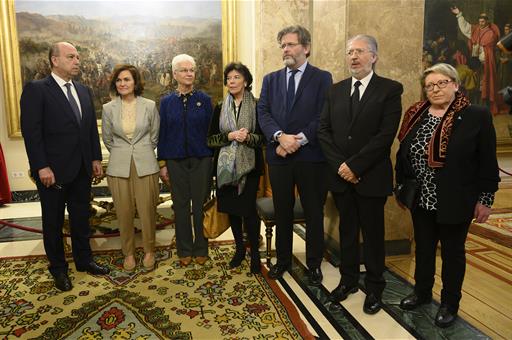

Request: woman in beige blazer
left=102, top=64, right=160, bottom=271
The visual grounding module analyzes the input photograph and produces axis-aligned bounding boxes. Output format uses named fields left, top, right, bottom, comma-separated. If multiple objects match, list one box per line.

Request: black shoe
left=53, top=272, right=72, bottom=291
left=77, top=261, right=110, bottom=275
left=229, top=249, right=246, bottom=269
left=400, top=293, right=432, bottom=310
left=250, top=249, right=261, bottom=274
left=250, top=259, right=262, bottom=274
left=307, top=267, right=323, bottom=286
left=363, top=293, right=382, bottom=315
left=435, top=304, right=457, bottom=328
left=268, top=264, right=289, bottom=279
left=330, top=284, right=358, bottom=302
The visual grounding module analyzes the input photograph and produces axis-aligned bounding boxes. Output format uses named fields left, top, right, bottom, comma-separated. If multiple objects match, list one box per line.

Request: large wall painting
left=1, top=0, right=231, bottom=137
left=423, top=0, right=512, bottom=151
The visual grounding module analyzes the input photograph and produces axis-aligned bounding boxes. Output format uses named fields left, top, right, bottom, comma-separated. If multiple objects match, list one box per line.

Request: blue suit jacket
left=257, top=63, right=332, bottom=164
left=20, top=76, right=102, bottom=184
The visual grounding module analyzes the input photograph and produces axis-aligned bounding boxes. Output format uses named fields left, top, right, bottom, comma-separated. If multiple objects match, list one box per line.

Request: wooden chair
left=255, top=197, right=305, bottom=267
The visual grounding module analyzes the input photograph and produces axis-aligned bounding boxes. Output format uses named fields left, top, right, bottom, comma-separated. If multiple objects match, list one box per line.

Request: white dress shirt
left=51, top=72, right=82, bottom=116
left=351, top=70, right=374, bottom=100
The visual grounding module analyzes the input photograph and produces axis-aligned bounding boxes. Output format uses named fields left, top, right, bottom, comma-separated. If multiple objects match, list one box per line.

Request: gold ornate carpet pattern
left=0, top=241, right=314, bottom=339
left=469, top=209, right=512, bottom=248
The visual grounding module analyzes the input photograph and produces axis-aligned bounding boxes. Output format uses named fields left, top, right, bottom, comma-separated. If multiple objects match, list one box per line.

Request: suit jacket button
left=348, top=136, right=352, bottom=140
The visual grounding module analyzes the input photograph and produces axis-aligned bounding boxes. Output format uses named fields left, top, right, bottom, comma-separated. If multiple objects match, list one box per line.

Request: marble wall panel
left=254, top=0, right=311, bottom=96
left=348, top=0, right=424, bottom=109
left=311, top=0, right=348, bottom=82
left=252, top=0, right=425, bottom=246
left=347, top=0, right=425, bottom=241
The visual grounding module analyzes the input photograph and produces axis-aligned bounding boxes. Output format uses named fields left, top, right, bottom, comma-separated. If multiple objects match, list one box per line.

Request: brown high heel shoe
left=123, top=255, right=136, bottom=272
left=179, top=256, right=192, bottom=267
left=195, top=256, right=208, bottom=265
left=143, top=253, right=156, bottom=271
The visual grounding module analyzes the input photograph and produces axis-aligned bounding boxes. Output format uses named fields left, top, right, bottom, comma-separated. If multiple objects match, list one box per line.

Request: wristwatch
left=275, top=131, right=283, bottom=141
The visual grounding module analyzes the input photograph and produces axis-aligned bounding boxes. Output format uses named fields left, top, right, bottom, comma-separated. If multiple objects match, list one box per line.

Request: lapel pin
left=197, top=102, right=202, bottom=107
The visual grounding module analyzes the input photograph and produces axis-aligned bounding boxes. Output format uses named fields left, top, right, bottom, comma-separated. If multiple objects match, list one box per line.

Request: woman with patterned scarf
left=207, top=62, right=264, bottom=274
left=395, top=63, right=500, bottom=327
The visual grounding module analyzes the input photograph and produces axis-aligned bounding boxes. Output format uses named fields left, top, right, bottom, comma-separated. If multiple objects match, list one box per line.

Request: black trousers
left=332, top=188, right=387, bottom=297
left=36, top=165, right=93, bottom=276
left=411, top=207, right=470, bottom=311
left=229, top=214, right=260, bottom=257
left=268, top=162, right=326, bottom=269
left=167, top=157, right=212, bottom=258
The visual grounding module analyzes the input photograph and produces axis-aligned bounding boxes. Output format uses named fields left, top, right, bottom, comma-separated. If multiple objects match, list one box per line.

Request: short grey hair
left=347, top=34, right=378, bottom=55
left=421, top=63, right=460, bottom=87
left=277, top=25, right=311, bottom=57
left=171, top=54, right=196, bottom=72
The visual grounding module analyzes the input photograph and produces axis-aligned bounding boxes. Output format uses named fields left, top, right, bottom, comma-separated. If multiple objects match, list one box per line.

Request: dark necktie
left=64, top=83, right=81, bottom=124
left=350, top=80, right=362, bottom=120
left=286, top=69, right=299, bottom=112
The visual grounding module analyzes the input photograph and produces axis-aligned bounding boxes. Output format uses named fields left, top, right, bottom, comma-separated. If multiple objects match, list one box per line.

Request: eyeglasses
left=424, top=79, right=453, bottom=92
left=177, top=68, right=195, bottom=73
left=226, top=75, right=243, bottom=81
left=346, top=48, right=370, bottom=56
left=280, top=42, right=301, bottom=49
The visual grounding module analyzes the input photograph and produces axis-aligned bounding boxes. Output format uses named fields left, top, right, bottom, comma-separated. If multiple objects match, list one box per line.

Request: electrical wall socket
left=11, top=171, right=25, bottom=178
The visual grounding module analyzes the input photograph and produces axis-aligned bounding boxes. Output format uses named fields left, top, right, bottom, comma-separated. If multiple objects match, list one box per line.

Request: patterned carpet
left=469, top=209, right=512, bottom=247
left=0, top=241, right=313, bottom=339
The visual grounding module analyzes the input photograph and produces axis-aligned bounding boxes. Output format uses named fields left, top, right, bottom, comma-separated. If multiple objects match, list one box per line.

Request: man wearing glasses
left=258, top=25, right=332, bottom=285
left=318, top=35, right=403, bottom=314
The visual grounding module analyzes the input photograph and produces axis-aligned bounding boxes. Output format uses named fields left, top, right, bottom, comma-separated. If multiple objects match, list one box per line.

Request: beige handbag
left=203, top=196, right=230, bottom=239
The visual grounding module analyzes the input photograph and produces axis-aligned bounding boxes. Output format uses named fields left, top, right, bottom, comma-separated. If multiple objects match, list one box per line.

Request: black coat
left=318, top=74, right=403, bottom=197
left=395, top=104, right=500, bottom=224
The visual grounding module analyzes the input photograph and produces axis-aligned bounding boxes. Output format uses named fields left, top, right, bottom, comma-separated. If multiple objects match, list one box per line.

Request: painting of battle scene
left=423, top=0, right=512, bottom=143
left=15, top=0, right=223, bottom=119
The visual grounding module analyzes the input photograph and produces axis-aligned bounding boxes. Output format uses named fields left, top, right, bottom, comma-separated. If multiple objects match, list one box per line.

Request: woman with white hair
left=158, top=54, right=213, bottom=266
left=395, top=63, right=499, bottom=327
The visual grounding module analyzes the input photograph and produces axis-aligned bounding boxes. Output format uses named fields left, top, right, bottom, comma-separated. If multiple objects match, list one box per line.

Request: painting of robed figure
left=423, top=0, right=512, bottom=149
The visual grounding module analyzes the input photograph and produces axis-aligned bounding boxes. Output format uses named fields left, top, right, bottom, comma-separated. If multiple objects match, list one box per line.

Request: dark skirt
left=216, top=170, right=259, bottom=217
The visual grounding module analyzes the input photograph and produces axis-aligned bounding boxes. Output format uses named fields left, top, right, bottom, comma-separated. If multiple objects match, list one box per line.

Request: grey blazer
left=102, top=96, right=160, bottom=178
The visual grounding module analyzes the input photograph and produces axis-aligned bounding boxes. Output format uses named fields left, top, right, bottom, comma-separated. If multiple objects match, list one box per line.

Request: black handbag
left=394, top=178, right=419, bottom=210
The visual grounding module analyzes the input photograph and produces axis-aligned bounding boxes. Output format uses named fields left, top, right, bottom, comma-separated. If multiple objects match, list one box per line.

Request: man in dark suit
left=318, top=35, right=403, bottom=314
left=21, top=42, right=110, bottom=292
left=258, top=25, right=332, bottom=285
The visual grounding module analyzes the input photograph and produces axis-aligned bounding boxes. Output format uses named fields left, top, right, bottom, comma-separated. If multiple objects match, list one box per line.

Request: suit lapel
left=74, top=81, right=90, bottom=125
left=45, top=76, right=80, bottom=126
left=280, top=67, right=287, bottom=108
left=293, top=63, right=313, bottom=107
left=132, top=97, right=145, bottom=143
left=338, top=79, right=352, bottom=122
left=358, top=74, right=379, bottom=110
left=111, top=97, right=132, bottom=143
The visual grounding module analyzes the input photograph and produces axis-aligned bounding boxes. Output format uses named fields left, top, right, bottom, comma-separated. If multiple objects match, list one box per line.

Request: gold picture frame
left=0, top=0, right=237, bottom=138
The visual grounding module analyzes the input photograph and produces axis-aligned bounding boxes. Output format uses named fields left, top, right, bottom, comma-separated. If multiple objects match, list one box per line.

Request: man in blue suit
left=21, top=42, right=110, bottom=292
left=258, top=25, right=332, bottom=285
